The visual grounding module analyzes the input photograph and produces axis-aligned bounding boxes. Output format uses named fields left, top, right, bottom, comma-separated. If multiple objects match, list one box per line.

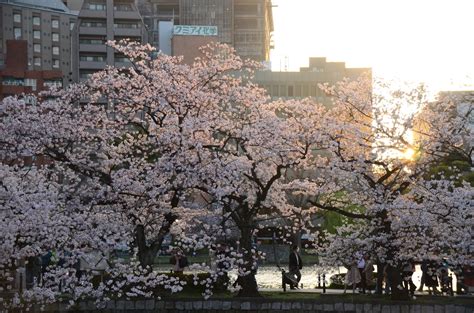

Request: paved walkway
left=260, top=287, right=473, bottom=297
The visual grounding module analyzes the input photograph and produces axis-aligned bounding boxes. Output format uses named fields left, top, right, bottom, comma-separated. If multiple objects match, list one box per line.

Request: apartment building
left=255, top=57, right=371, bottom=106
left=138, top=0, right=273, bottom=62
left=72, top=0, right=147, bottom=82
left=0, top=40, right=64, bottom=99
left=61, top=0, right=84, bottom=12
left=0, top=0, right=78, bottom=89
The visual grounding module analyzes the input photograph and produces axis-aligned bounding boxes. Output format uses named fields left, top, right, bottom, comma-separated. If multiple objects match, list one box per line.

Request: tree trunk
left=387, top=264, right=410, bottom=300
left=135, top=224, right=157, bottom=269
left=135, top=213, right=177, bottom=269
left=294, top=229, right=302, bottom=250
left=236, top=224, right=260, bottom=297
left=375, top=262, right=385, bottom=295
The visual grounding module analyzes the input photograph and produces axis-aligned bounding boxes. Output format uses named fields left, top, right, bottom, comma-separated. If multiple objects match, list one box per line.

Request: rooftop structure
left=2, top=0, right=71, bottom=12
left=138, top=0, right=274, bottom=62
left=254, top=57, right=371, bottom=106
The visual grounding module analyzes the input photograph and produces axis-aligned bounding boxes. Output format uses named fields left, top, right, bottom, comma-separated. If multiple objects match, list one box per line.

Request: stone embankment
left=4, top=299, right=472, bottom=313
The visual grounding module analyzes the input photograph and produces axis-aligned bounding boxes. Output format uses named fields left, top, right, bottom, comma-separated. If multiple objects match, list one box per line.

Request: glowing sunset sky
left=270, top=0, right=474, bottom=92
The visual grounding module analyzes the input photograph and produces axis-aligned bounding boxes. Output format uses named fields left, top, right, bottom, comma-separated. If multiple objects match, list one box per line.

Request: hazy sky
left=270, top=0, right=474, bottom=92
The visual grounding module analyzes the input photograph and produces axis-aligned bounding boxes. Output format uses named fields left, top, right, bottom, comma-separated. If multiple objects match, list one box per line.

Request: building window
left=52, top=46, right=59, bottom=55
left=294, top=85, right=302, bottom=97
left=288, top=85, right=294, bottom=97
left=25, top=78, right=37, bottom=91
left=234, top=18, right=258, bottom=30
left=52, top=59, right=60, bottom=68
left=34, top=57, right=41, bottom=66
left=79, top=71, right=94, bottom=79
left=302, top=85, right=309, bottom=97
left=79, top=37, right=104, bottom=44
left=81, top=20, right=106, bottom=27
left=33, top=30, right=41, bottom=39
left=80, top=54, right=105, bottom=62
left=70, top=21, right=75, bottom=31
left=52, top=33, right=59, bottom=42
left=272, top=85, right=279, bottom=97
left=114, top=3, right=132, bottom=11
left=235, top=4, right=258, bottom=15
left=44, top=80, right=63, bottom=89
left=14, top=28, right=22, bottom=39
left=280, top=85, right=287, bottom=97
left=86, top=3, right=106, bottom=10
left=52, top=19, right=59, bottom=28
left=13, top=13, right=22, bottom=23
left=114, top=55, right=130, bottom=63
left=33, top=16, right=41, bottom=26
left=33, top=44, right=41, bottom=53
left=114, top=22, right=139, bottom=29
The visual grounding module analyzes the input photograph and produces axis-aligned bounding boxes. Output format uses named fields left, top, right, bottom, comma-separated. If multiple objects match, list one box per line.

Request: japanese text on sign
left=173, top=25, right=218, bottom=36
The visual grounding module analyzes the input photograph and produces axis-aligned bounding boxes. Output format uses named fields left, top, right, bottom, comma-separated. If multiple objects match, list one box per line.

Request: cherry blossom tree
left=292, top=76, right=473, bottom=299
left=3, top=40, right=470, bottom=306
left=0, top=41, right=289, bottom=305
left=201, top=98, right=327, bottom=296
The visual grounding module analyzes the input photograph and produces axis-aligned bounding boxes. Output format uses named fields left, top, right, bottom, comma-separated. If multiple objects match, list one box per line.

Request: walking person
left=363, top=255, right=375, bottom=294
left=356, top=253, right=366, bottom=294
left=418, top=259, right=428, bottom=292
left=344, top=259, right=361, bottom=294
left=402, top=259, right=416, bottom=297
left=288, top=245, right=302, bottom=289
left=425, top=260, right=439, bottom=295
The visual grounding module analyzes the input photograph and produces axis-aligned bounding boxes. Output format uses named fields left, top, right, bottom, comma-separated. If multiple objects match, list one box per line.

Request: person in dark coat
left=424, top=260, right=439, bottom=295
left=288, top=245, right=302, bottom=289
left=402, top=259, right=416, bottom=297
left=418, top=259, right=428, bottom=291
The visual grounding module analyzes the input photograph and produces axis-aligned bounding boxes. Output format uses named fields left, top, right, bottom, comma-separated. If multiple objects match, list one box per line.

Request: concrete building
left=72, top=0, right=147, bottom=82
left=0, top=40, right=63, bottom=99
left=254, top=57, right=371, bottom=106
left=138, top=0, right=274, bottom=62
left=0, top=0, right=78, bottom=88
left=61, top=0, right=84, bottom=12
left=438, top=90, right=474, bottom=134
left=171, top=27, right=217, bottom=64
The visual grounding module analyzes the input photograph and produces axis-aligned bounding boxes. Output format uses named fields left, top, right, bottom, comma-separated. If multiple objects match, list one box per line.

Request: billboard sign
left=173, top=25, right=218, bottom=36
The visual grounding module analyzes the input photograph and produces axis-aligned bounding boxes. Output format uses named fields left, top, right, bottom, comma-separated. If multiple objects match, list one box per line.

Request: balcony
left=79, top=61, right=107, bottom=70
left=114, top=61, right=131, bottom=68
left=79, top=44, right=107, bottom=53
left=114, top=28, right=142, bottom=37
left=114, top=11, right=141, bottom=20
left=79, top=9, right=106, bottom=19
left=79, top=27, right=107, bottom=36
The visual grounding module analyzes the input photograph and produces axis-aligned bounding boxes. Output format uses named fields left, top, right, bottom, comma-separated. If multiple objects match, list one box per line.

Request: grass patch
left=161, top=289, right=234, bottom=300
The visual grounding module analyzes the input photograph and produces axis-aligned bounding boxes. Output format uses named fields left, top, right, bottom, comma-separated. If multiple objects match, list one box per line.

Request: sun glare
left=270, top=0, right=474, bottom=92
left=402, top=148, right=416, bottom=160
